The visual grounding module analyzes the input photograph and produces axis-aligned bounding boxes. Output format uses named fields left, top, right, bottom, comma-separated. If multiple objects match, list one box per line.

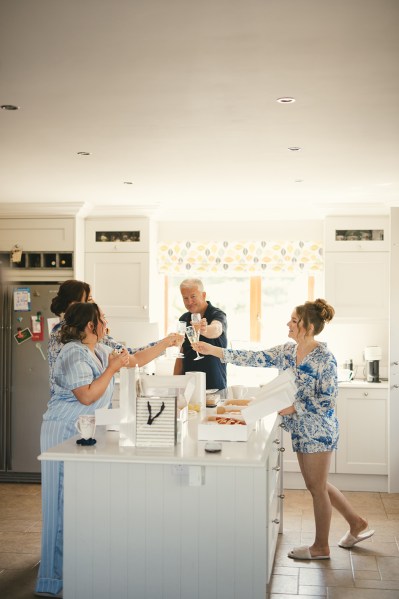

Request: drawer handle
left=278, top=494, right=285, bottom=499
left=278, top=447, right=285, bottom=452
left=272, top=466, right=280, bottom=471
left=273, top=439, right=280, bottom=444
left=272, top=518, right=280, bottom=524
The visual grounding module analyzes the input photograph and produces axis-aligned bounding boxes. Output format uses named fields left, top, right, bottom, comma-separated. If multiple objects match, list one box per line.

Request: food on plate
left=207, top=415, right=246, bottom=426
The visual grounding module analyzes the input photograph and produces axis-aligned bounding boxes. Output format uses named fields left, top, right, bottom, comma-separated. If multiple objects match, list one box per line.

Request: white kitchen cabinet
left=85, top=217, right=161, bottom=322
left=324, top=215, right=389, bottom=252
left=324, top=252, right=389, bottom=320
left=267, top=423, right=285, bottom=581
left=41, top=414, right=283, bottom=599
left=336, top=386, right=387, bottom=475
left=0, top=218, right=74, bottom=252
left=85, top=252, right=157, bottom=320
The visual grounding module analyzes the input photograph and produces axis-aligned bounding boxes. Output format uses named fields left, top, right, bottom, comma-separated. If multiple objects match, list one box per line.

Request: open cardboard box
left=197, top=371, right=296, bottom=442
left=197, top=410, right=254, bottom=442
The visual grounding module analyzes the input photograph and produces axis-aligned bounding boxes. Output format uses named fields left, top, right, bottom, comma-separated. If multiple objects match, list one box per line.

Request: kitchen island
left=39, top=413, right=284, bottom=599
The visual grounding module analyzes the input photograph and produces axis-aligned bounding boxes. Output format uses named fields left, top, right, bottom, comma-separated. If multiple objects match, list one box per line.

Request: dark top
left=179, top=301, right=227, bottom=390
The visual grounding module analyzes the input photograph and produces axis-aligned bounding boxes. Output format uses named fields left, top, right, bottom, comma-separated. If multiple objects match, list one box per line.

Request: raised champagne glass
left=176, top=321, right=186, bottom=358
left=185, top=325, right=204, bottom=361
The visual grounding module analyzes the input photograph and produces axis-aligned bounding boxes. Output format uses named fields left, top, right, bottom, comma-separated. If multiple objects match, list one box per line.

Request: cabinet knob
left=363, top=392, right=369, bottom=397
left=272, top=518, right=280, bottom=524
left=272, top=466, right=281, bottom=471
left=142, top=305, right=148, bottom=310
left=273, top=439, right=280, bottom=444
left=278, top=494, right=285, bottom=499
left=393, top=361, right=399, bottom=366
left=393, top=385, right=399, bottom=389
left=278, top=447, right=285, bottom=452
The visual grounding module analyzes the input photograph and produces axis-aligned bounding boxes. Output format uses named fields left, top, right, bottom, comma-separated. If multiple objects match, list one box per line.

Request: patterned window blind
left=158, top=240, right=323, bottom=274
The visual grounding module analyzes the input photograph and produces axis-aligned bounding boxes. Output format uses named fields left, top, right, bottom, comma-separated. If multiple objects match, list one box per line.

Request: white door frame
left=389, top=208, right=399, bottom=492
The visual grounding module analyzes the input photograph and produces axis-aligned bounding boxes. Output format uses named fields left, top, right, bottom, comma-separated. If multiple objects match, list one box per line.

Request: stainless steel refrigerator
left=0, top=281, right=59, bottom=482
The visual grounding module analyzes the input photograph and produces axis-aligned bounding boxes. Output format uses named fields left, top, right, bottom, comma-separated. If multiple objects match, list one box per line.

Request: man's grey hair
left=180, top=278, right=204, bottom=291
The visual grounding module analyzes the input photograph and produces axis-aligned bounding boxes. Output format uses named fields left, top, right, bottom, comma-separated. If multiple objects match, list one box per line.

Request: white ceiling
left=0, top=0, right=398, bottom=222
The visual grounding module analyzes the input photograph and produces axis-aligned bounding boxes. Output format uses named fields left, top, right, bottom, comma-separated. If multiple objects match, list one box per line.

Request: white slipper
left=338, top=529, right=375, bottom=548
left=288, top=545, right=330, bottom=560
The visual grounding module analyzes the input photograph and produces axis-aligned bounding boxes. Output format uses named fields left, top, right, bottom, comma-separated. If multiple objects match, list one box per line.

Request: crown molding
left=0, top=202, right=87, bottom=217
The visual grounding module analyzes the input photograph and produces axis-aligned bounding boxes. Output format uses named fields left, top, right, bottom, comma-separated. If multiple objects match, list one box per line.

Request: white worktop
left=338, top=379, right=388, bottom=389
left=39, top=412, right=280, bottom=468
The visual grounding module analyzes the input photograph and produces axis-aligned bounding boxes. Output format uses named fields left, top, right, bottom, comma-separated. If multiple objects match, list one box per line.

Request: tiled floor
left=0, top=484, right=398, bottom=598
left=271, top=489, right=399, bottom=599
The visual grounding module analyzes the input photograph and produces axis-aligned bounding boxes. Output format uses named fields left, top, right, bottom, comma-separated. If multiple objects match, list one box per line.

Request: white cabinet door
left=0, top=218, right=74, bottom=251
left=85, top=252, right=150, bottom=320
left=336, top=387, right=387, bottom=475
left=325, top=252, right=389, bottom=320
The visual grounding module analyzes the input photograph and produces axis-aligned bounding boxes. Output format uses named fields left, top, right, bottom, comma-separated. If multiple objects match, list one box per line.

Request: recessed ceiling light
left=295, top=179, right=304, bottom=183
left=77, top=151, right=91, bottom=156
left=1, top=104, right=19, bottom=110
left=276, top=97, right=295, bottom=104
left=123, top=181, right=133, bottom=185
left=288, top=147, right=301, bottom=151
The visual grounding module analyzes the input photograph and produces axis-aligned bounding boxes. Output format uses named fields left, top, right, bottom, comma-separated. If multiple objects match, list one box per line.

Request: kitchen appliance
left=364, top=346, right=382, bottom=383
left=0, top=280, right=60, bottom=481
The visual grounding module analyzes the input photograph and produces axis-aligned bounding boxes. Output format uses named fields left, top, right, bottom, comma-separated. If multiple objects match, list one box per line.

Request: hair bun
left=314, top=298, right=335, bottom=322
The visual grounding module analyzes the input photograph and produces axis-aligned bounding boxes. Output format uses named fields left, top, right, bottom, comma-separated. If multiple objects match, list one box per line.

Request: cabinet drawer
left=267, top=492, right=281, bottom=581
left=85, top=218, right=152, bottom=252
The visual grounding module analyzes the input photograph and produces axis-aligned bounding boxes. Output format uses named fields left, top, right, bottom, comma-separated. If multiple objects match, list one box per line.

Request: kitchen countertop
left=38, top=412, right=280, bottom=468
left=338, top=379, right=388, bottom=389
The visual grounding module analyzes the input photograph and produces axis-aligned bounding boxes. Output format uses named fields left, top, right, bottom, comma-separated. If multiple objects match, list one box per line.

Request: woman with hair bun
left=48, top=280, right=181, bottom=396
left=194, top=298, right=374, bottom=561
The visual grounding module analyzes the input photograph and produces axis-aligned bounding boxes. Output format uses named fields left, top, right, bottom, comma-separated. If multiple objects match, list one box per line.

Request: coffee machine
left=364, top=346, right=382, bottom=383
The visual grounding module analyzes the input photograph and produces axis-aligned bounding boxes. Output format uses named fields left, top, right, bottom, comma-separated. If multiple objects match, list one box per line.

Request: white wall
left=157, top=220, right=323, bottom=241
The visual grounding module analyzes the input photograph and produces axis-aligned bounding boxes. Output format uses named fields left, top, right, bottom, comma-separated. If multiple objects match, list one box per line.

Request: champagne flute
left=191, top=312, right=202, bottom=334
left=185, top=325, right=204, bottom=361
left=176, top=321, right=186, bottom=358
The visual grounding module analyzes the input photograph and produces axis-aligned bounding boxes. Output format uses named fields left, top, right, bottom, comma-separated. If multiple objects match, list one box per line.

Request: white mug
left=231, top=385, right=248, bottom=399
left=75, top=415, right=96, bottom=440
left=338, top=368, right=354, bottom=382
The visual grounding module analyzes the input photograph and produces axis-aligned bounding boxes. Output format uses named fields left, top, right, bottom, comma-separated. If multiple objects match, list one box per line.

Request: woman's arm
left=194, top=341, right=287, bottom=368
left=194, top=341, right=224, bottom=359
left=128, top=334, right=183, bottom=367
left=73, top=350, right=129, bottom=405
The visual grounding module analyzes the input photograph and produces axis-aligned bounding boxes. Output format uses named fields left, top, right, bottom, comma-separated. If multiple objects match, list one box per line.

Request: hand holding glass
left=185, top=325, right=204, bottom=361
left=176, top=321, right=186, bottom=358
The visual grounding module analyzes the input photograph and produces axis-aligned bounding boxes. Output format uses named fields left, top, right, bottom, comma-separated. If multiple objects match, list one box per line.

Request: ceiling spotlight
left=295, top=179, right=304, bottom=183
left=1, top=104, right=19, bottom=110
left=288, top=147, right=301, bottom=151
left=123, top=181, right=133, bottom=185
left=77, top=151, right=91, bottom=156
left=276, top=97, right=295, bottom=104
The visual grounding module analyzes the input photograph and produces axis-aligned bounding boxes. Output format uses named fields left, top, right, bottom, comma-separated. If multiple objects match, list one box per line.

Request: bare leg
left=297, top=451, right=332, bottom=557
left=326, top=482, right=368, bottom=536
